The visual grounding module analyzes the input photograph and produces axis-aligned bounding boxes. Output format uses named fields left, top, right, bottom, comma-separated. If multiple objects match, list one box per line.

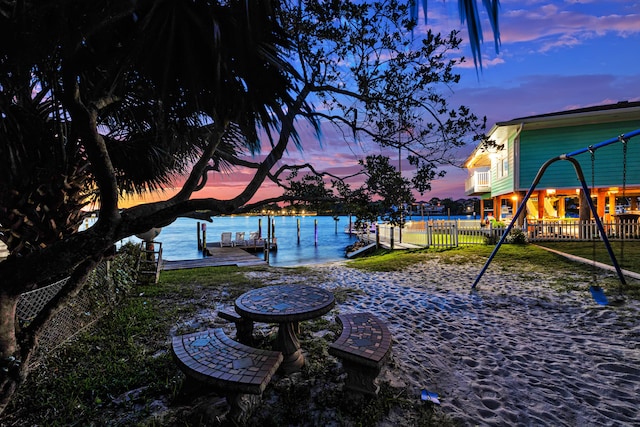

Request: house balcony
left=465, top=171, right=491, bottom=196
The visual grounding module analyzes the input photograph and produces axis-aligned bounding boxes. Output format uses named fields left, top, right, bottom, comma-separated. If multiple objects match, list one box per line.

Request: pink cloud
left=499, top=5, right=640, bottom=52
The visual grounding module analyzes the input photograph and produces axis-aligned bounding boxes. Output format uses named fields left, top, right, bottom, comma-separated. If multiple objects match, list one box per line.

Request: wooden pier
left=162, top=247, right=267, bottom=271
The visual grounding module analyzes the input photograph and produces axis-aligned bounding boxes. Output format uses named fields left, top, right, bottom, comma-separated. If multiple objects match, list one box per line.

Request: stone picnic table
left=235, top=284, right=335, bottom=374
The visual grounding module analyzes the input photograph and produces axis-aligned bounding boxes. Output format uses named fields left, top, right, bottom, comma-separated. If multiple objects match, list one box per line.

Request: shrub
left=505, top=227, right=527, bottom=244
left=490, top=218, right=506, bottom=228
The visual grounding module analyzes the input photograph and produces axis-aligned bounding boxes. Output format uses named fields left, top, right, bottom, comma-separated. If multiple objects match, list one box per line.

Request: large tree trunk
left=0, top=291, right=19, bottom=414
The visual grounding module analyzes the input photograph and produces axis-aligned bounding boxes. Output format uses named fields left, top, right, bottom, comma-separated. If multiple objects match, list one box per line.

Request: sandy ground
left=301, top=259, right=640, bottom=426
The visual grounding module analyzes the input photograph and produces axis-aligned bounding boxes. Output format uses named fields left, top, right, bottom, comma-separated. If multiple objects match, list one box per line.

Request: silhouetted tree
left=0, top=0, right=496, bottom=413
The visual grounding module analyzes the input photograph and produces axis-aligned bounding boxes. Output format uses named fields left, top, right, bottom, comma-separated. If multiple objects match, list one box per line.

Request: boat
left=345, top=242, right=376, bottom=259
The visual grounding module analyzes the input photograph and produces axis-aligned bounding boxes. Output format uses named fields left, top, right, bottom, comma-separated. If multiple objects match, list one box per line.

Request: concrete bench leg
left=341, top=359, right=381, bottom=396
left=218, top=311, right=254, bottom=345
left=235, top=318, right=255, bottom=346
left=226, top=392, right=261, bottom=425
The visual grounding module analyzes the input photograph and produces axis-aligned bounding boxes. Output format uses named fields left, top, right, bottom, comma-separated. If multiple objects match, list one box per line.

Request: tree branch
left=60, top=60, right=120, bottom=222
left=230, top=85, right=312, bottom=206
left=170, top=125, right=226, bottom=202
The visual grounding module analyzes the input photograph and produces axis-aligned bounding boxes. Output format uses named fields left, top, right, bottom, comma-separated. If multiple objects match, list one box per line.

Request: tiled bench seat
left=172, top=328, right=282, bottom=424
left=328, top=312, right=392, bottom=396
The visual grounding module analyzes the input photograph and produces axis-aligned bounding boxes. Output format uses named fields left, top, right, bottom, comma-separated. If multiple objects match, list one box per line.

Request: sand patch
left=307, top=259, right=640, bottom=426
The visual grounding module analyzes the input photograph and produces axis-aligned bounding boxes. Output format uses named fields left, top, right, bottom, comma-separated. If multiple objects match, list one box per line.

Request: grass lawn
left=535, top=241, right=640, bottom=274
left=4, top=263, right=451, bottom=426
left=349, top=243, right=640, bottom=299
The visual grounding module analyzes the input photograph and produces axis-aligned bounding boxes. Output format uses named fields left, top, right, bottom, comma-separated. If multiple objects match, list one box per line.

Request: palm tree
left=0, top=0, right=300, bottom=412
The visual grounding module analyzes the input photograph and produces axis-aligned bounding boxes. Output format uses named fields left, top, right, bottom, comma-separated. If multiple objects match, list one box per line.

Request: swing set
left=472, top=128, right=640, bottom=304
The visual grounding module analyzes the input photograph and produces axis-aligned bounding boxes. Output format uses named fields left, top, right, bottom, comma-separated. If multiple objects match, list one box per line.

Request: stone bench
left=172, top=328, right=282, bottom=424
left=217, top=309, right=254, bottom=345
left=328, top=312, right=392, bottom=396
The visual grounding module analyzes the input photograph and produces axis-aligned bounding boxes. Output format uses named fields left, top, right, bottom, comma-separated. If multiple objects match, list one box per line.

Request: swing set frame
left=472, top=128, right=640, bottom=290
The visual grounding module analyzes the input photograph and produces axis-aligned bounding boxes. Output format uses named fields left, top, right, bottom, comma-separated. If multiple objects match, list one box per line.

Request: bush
left=484, top=225, right=527, bottom=245
left=490, top=218, right=506, bottom=227
left=505, top=227, right=527, bottom=244
left=84, top=242, right=141, bottom=309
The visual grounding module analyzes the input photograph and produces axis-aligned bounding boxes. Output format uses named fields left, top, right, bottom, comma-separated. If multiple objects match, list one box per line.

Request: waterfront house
left=464, top=101, right=640, bottom=225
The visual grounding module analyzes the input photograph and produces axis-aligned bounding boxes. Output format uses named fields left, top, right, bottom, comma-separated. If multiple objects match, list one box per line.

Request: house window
left=498, top=156, right=509, bottom=178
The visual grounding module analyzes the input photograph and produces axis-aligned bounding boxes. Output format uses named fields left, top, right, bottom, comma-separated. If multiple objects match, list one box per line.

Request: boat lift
left=472, top=129, right=640, bottom=290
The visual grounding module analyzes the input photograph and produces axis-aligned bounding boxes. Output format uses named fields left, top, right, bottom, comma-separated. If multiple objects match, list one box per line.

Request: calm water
left=123, top=215, right=359, bottom=267
left=117, top=214, right=475, bottom=267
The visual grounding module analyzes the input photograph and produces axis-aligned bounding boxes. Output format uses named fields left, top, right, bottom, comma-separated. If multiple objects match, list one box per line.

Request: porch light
left=546, top=189, right=556, bottom=195
left=608, top=187, right=619, bottom=194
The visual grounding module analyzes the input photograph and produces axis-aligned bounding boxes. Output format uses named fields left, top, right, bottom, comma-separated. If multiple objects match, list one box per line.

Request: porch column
left=579, top=191, right=591, bottom=222
left=596, top=189, right=606, bottom=219
left=608, top=192, right=616, bottom=222
left=557, top=196, right=566, bottom=218
left=514, top=192, right=525, bottom=226
left=537, top=191, right=544, bottom=219
left=479, top=199, right=485, bottom=220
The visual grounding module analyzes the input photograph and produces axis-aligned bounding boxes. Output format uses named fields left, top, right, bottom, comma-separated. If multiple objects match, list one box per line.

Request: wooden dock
left=162, top=247, right=267, bottom=271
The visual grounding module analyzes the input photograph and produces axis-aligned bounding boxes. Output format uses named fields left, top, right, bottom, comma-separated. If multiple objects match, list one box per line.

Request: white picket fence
left=524, top=219, right=640, bottom=241
left=375, top=218, right=640, bottom=249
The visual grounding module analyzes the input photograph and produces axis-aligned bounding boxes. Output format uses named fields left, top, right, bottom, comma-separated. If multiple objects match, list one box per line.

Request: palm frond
left=412, top=0, right=501, bottom=70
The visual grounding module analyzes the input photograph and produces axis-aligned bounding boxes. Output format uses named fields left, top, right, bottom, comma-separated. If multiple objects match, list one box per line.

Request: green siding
left=491, top=132, right=515, bottom=196
left=518, top=120, right=640, bottom=191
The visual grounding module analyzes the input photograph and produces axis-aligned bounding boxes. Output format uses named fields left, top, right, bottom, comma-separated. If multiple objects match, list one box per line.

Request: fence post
left=390, top=226, right=394, bottom=249
left=453, top=222, right=458, bottom=247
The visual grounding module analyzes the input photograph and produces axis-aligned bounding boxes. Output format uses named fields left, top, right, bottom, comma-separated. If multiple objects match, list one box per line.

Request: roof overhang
left=465, top=101, right=640, bottom=169
left=497, top=102, right=640, bottom=130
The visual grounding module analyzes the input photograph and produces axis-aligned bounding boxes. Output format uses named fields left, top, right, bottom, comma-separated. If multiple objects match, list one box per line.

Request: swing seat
left=589, top=285, right=608, bottom=305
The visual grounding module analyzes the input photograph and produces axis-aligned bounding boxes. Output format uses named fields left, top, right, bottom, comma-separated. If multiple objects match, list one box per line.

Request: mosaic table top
left=235, top=284, right=335, bottom=323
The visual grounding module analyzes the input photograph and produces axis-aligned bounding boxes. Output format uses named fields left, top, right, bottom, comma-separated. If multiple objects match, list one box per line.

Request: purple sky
left=199, top=1, right=640, bottom=204
left=419, top=0, right=640, bottom=199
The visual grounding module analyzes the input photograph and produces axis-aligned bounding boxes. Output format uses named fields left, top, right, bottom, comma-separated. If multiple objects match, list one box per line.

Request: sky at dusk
left=425, top=0, right=640, bottom=199
left=122, top=1, right=640, bottom=208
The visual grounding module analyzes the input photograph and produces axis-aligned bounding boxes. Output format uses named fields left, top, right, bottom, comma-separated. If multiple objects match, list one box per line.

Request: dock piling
left=201, top=223, right=207, bottom=256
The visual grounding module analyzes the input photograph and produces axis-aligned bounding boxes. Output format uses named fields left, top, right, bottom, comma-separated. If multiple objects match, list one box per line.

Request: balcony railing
left=465, top=171, right=491, bottom=195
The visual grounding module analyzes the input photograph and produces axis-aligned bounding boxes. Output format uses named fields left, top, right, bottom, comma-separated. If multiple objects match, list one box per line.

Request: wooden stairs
left=137, top=241, right=162, bottom=284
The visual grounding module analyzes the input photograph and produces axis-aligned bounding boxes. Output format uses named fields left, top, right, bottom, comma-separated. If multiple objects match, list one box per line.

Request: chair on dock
left=247, top=231, right=263, bottom=248
left=220, top=232, right=234, bottom=247
left=234, top=231, right=247, bottom=246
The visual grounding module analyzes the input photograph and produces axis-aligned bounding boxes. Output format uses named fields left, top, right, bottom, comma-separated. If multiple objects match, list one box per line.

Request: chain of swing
left=588, top=135, right=628, bottom=297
